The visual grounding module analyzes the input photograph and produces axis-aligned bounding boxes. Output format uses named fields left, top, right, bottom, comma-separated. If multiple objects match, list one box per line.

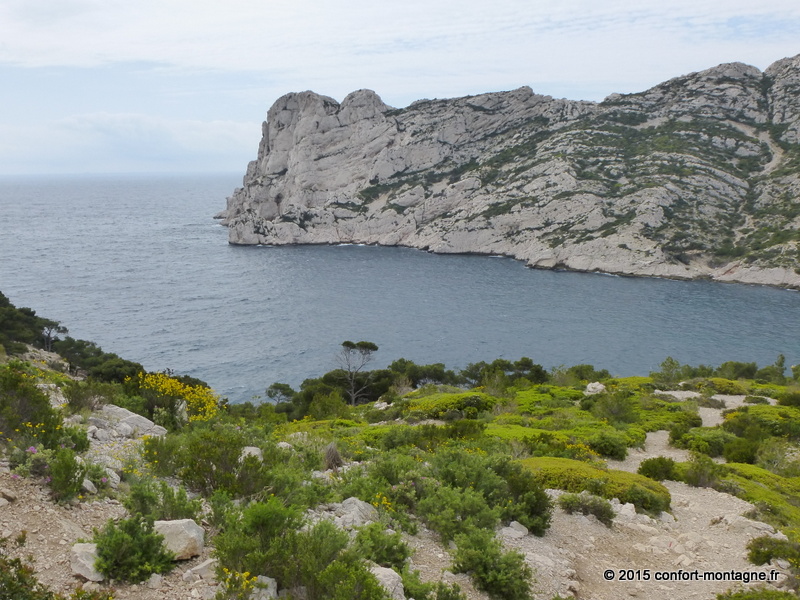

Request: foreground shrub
left=521, top=457, right=670, bottom=514
left=637, top=457, right=678, bottom=481
left=123, top=479, right=202, bottom=522
left=48, top=448, right=87, bottom=503
left=682, top=452, right=726, bottom=488
left=452, top=529, right=532, bottom=600
left=94, top=516, right=174, bottom=583
left=746, top=536, right=800, bottom=568
left=587, top=430, right=629, bottom=460
left=417, top=485, right=499, bottom=543
left=558, top=492, right=615, bottom=527
left=401, top=569, right=467, bottom=600
left=716, top=590, right=798, bottom=600
left=353, top=523, right=410, bottom=571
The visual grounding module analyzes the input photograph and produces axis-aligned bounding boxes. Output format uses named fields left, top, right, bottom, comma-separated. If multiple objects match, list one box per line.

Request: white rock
left=147, top=573, right=163, bottom=589
left=82, top=479, right=97, bottom=494
left=251, top=576, right=279, bottom=600
left=189, top=558, right=218, bottom=579
left=369, top=566, right=405, bottom=600
left=276, top=441, right=293, bottom=450
left=154, top=519, right=205, bottom=560
left=585, top=382, right=606, bottom=395
left=241, top=446, right=264, bottom=462
left=334, top=497, right=379, bottom=528
left=71, top=543, right=104, bottom=582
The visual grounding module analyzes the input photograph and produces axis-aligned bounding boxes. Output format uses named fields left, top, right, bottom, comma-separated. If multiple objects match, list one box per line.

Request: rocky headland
left=218, top=55, right=800, bottom=289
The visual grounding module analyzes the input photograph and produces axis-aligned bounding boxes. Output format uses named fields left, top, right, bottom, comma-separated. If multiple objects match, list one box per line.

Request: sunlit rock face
left=220, top=55, right=800, bottom=288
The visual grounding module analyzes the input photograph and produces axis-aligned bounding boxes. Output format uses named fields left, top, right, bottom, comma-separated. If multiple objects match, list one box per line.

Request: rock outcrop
left=220, top=55, right=800, bottom=288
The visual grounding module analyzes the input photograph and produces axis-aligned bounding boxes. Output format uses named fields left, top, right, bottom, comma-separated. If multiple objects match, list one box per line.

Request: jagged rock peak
left=222, top=55, right=800, bottom=290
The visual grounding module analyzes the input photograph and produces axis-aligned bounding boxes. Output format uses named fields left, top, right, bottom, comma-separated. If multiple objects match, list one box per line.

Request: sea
left=1, top=173, right=799, bottom=403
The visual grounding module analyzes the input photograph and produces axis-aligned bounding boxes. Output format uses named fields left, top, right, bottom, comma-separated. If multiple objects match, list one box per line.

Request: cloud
left=1, top=0, right=799, bottom=173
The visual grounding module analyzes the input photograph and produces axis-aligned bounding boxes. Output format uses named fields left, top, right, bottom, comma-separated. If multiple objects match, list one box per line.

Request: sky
left=0, top=0, right=798, bottom=175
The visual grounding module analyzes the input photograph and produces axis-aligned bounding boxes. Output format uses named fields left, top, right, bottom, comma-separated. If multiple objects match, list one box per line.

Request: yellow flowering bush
left=126, top=371, right=220, bottom=426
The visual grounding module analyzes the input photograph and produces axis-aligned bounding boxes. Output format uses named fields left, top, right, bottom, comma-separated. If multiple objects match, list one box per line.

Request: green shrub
left=521, top=457, right=670, bottom=514
left=558, top=492, right=615, bottom=527
left=123, top=479, right=201, bottom=521
left=353, top=522, right=410, bottom=570
left=452, top=528, right=533, bottom=600
left=93, top=516, right=174, bottom=583
left=637, top=457, right=678, bottom=481
left=777, top=390, right=800, bottom=407
left=672, top=427, right=736, bottom=457
left=746, top=535, right=800, bottom=567
left=744, top=395, right=770, bottom=404
left=716, top=590, right=798, bottom=599
left=271, top=520, right=386, bottom=600
left=417, top=485, right=499, bottom=542
left=722, top=438, right=759, bottom=464
left=214, top=496, right=304, bottom=576
left=587, top=430, right=629, bottom=460
left=400, top=568, right=467, bottom=600
left=49, top=448, right=86, bottom=503
left=682, top=452, right=726, bottom=488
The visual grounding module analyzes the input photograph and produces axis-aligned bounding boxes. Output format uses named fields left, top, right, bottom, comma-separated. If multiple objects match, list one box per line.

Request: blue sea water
left=1, top=173, right=799, bottom=403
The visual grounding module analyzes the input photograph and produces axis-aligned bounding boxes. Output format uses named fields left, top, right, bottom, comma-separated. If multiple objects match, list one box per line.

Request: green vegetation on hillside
left=3, top=294, right=800, bottom=598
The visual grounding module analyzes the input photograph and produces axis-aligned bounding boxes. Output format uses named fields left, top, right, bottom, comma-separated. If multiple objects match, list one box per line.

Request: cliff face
left=220, top=55, right=800, bottom=288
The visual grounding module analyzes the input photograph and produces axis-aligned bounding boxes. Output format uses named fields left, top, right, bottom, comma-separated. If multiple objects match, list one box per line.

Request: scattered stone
left=585, top=382, right=606, bottom=395
left=81, top=479, right=97, bottom=494
left=276, top=441, right=293, bottom=450
left=188, top=558, right=218, bottom=579
left=241, top=446, right=264, bottom=462
left=71, top=543, right=103, bottom=582
left=147, top=573, right=163, bottom=589
left=369, top=566, right=405, bottom=600
left=251, top=576, right=279, bottom=600
left=155, top=519, right=205, bottom=560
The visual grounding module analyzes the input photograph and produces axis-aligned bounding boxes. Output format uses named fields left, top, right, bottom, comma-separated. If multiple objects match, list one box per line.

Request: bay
left=0, top=173, right=798, bottom=403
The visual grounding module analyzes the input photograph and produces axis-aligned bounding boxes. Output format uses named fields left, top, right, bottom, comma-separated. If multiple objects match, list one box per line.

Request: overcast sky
left=1, top=0, right=798, bottom=175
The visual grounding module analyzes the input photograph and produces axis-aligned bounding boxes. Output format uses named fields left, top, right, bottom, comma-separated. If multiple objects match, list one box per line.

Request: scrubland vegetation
left=2, top=290, right=800, bottom=599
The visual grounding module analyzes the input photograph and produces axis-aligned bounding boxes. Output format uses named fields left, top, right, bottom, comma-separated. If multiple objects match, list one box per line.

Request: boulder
left=71, top=543, right=103, bottom=582
left=188, top=558, right=218, bottom=579
left=369, top=566, right=405, bottom=600
left=251, top=576, right=279, bottom=600
left=154, top=519, right=205, bottom=560
left=241, top=446, right=264, bottom=462
left=334, top=497, right=378, bottom=528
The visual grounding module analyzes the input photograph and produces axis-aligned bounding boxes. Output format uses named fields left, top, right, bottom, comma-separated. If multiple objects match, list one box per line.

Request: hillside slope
left=220, top=55, right=800, bottom=288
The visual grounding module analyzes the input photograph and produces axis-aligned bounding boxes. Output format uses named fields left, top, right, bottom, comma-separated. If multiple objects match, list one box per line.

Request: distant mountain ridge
left=218, top=55, right=800, bottom=288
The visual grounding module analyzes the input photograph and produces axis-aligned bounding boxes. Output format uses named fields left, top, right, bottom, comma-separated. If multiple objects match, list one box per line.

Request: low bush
left=417, top=485, right=499, bottom=542
left=777, top=390, right=800, bottom=407
left=722, top=438, right=759, bottom=464
left=558, top=492, right=615, bottom=527
left=93, top=516, right=175, bottom=583
left=452, top=528, right=533, bottom=600
left=587, top=430, right=629, bottom=460
left=521, top=457, right=670, bottom=514
left=353, top=522, right=410, bottom=571
left=48, top=448, right=86, bottom=503
left=401, top=568, right=467, bottom=600
left=671, top=426, right=737, bottom=457
left=716, top=590, right=799, bottom=599
left=682, top=452, right=726, bottom=488
left=746, top=535, right=800, bottom=567
left=637, top=457, right=678, bottom=481
left=123, top=479, right=202, bottom=522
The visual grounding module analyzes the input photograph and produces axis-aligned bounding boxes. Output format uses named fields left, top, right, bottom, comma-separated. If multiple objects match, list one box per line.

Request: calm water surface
left=1, top=173, right=798, bottom=402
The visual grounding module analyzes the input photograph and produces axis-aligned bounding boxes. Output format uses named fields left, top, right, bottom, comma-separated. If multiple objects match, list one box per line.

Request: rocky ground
left=0, top=390, right=795, bottom=600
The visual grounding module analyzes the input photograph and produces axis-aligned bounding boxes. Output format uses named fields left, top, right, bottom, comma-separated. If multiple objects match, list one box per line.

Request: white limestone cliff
left=219, top=55, right=800, bottom=289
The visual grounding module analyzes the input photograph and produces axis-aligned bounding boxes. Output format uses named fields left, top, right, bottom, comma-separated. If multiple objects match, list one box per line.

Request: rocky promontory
left=219, top=55, right=800, bottom=288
